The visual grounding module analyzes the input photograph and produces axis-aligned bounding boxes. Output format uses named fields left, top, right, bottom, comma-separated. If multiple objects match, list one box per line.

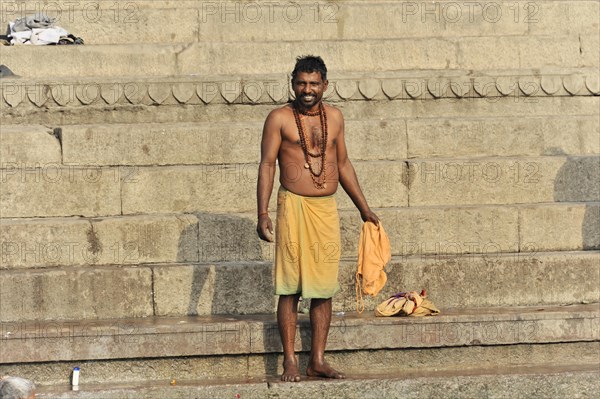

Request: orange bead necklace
left=292, top=102, right=328, bottom=189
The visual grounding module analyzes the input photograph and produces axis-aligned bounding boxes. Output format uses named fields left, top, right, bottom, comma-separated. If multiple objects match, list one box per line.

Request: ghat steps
left=0, top=0, right=598, bottom=396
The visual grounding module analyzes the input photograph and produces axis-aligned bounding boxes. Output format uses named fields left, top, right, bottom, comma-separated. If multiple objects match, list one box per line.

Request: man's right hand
left=257, top=215, right=275, bottom=242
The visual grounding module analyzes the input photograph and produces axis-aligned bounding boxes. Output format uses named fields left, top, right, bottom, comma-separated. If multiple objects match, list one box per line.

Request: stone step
left=2, top=304, right=597, bottom=363
left=57, top=120, right=405, bottom=165
left=1, top=201, right=598, bottom=267
left=30, top=363, right=600, bottom=399
left=406, top=155, right=600, bottom=206
left=4, top=157, right=597, bottom=218
left=1, top=1, right=597, bottom=44
left=1, top=250, right=598, bottom=322
left=3, top=115, right=597, bottom=169
left=197, top=205, right=599, bottom=261
left=3, top=345, right=599, bottom=390
left=1, top=34, right=596, bottom=79
left=0, top=214, right=199, bottom=270
left=122, top=160, right=599, bottom=215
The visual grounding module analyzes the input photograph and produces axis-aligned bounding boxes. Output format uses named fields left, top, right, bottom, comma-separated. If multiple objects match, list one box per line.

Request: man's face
left=292, top=71, right=328, bottom=109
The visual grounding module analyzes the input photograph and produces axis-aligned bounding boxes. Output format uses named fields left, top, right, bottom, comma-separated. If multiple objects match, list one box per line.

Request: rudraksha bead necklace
left=292, top=101, right=328, bottom=189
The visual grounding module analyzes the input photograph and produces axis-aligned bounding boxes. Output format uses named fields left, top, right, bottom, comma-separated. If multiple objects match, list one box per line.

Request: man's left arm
left=335, top=110, right=379, bottom=225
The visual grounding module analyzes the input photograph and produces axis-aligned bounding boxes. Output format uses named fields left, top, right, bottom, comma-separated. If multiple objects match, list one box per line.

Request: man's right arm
left=256, top=109, right=283, bottom=242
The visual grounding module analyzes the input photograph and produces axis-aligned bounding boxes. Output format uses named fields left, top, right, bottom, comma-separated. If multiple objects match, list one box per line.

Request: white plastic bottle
left=72, top=367, right=80, bottom=386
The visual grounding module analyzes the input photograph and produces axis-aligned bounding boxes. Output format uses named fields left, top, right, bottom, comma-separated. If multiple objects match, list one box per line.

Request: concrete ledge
left=1, top=304, right=598, bottom=363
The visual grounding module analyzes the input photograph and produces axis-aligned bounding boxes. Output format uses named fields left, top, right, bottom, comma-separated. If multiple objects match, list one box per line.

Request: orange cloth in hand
left=355, top=221, right=391, bottom=313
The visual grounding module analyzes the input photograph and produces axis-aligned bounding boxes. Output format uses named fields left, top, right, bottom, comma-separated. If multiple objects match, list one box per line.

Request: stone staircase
left=0, top=1, right=599, bottom=397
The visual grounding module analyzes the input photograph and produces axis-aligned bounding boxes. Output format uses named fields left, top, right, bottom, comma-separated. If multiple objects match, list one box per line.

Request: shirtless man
left=256, top=55, right=379, bottom=382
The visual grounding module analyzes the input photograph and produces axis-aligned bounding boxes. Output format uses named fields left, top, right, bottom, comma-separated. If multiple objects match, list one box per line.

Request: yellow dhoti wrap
left=275, top=186, right=341, bottom=299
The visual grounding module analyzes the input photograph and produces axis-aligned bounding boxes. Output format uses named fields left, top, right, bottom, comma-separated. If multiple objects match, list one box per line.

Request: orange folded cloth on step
left=355, top=221, right=391, bottom=313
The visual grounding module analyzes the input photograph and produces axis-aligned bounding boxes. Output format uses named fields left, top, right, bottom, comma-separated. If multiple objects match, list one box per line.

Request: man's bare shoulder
left=266, top=103, right=294, bottom=120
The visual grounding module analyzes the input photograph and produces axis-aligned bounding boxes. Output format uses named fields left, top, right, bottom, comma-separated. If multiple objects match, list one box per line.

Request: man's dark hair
left=291, top=55, right=327, bottom=82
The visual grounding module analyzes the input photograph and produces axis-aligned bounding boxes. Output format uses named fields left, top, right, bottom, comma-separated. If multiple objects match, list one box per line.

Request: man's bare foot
left=306, top=361, right=346, bottom=379
left=281, top=359, right=301, bottom=382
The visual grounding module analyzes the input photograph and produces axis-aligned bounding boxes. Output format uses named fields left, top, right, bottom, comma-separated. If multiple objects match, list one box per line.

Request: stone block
left=197, top=213, right=273, bottom=263
left=528, top=1, right=600, bottom=35
left=336, top=251, right=600, bottom=312
left=407, top=156, right=571, bottom=206
left=194, top=206, right=520, bottom=263
left=121, top=161, right=403, bottom=214
left=519, top=203, right=600, bottom=251
left=407, top=116, right=600, bottom=158
left=61, top=119, right=406, bottom=166
left=152, top=263, right=275, bottom=316
left=553, top=156, right=600, bottom=202
left=0, top=38, right=457, bottom=80
left=92, top=214, right=199, bottom=265
left=335, top=161, right=407, bottom=209
left=249, top=342, right=600, bottom=383
left=0, top=266, right=153, bottom=322
left=177, top=39, right=457, bottom=75
left=0, top=166, right=121, bottom=217
left=0, top=125, right=61, bottom=165
left=339, top=96, right=600, bottom=123
left=0, top=215, right=198, bottom=269
left=0, top=44, right=179, bottom=78
left=345, top=119, right=407, bottom=161
left=54, top=8, right=198, bottom=44
left=1, top=218, right=89, bottom=269
left=0, top=355, right=253, bottom=386
left=458, top=36, right=582, bottom=70
left=0, top=314, right=254, bottom=363
left=252, top=304, right=599, bottom=353
left=120, top=165, right=263, bottom=214
left=581, top=33, right=600, bottom=67
left=61, top=122, right=263, bottom=166
left=198, top=1, right=529, bottom=42
left=59, top=120, right=275, bottom=166
left=340, top=206, right=520, bottom=258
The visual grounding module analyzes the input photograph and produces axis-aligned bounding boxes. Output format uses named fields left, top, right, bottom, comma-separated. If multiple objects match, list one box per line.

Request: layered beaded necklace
left=292, top=101, right=328, bottom=189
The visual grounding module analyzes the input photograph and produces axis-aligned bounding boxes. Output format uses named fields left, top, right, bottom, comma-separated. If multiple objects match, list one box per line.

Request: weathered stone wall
left=0, top=1, right=598, bottom=323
